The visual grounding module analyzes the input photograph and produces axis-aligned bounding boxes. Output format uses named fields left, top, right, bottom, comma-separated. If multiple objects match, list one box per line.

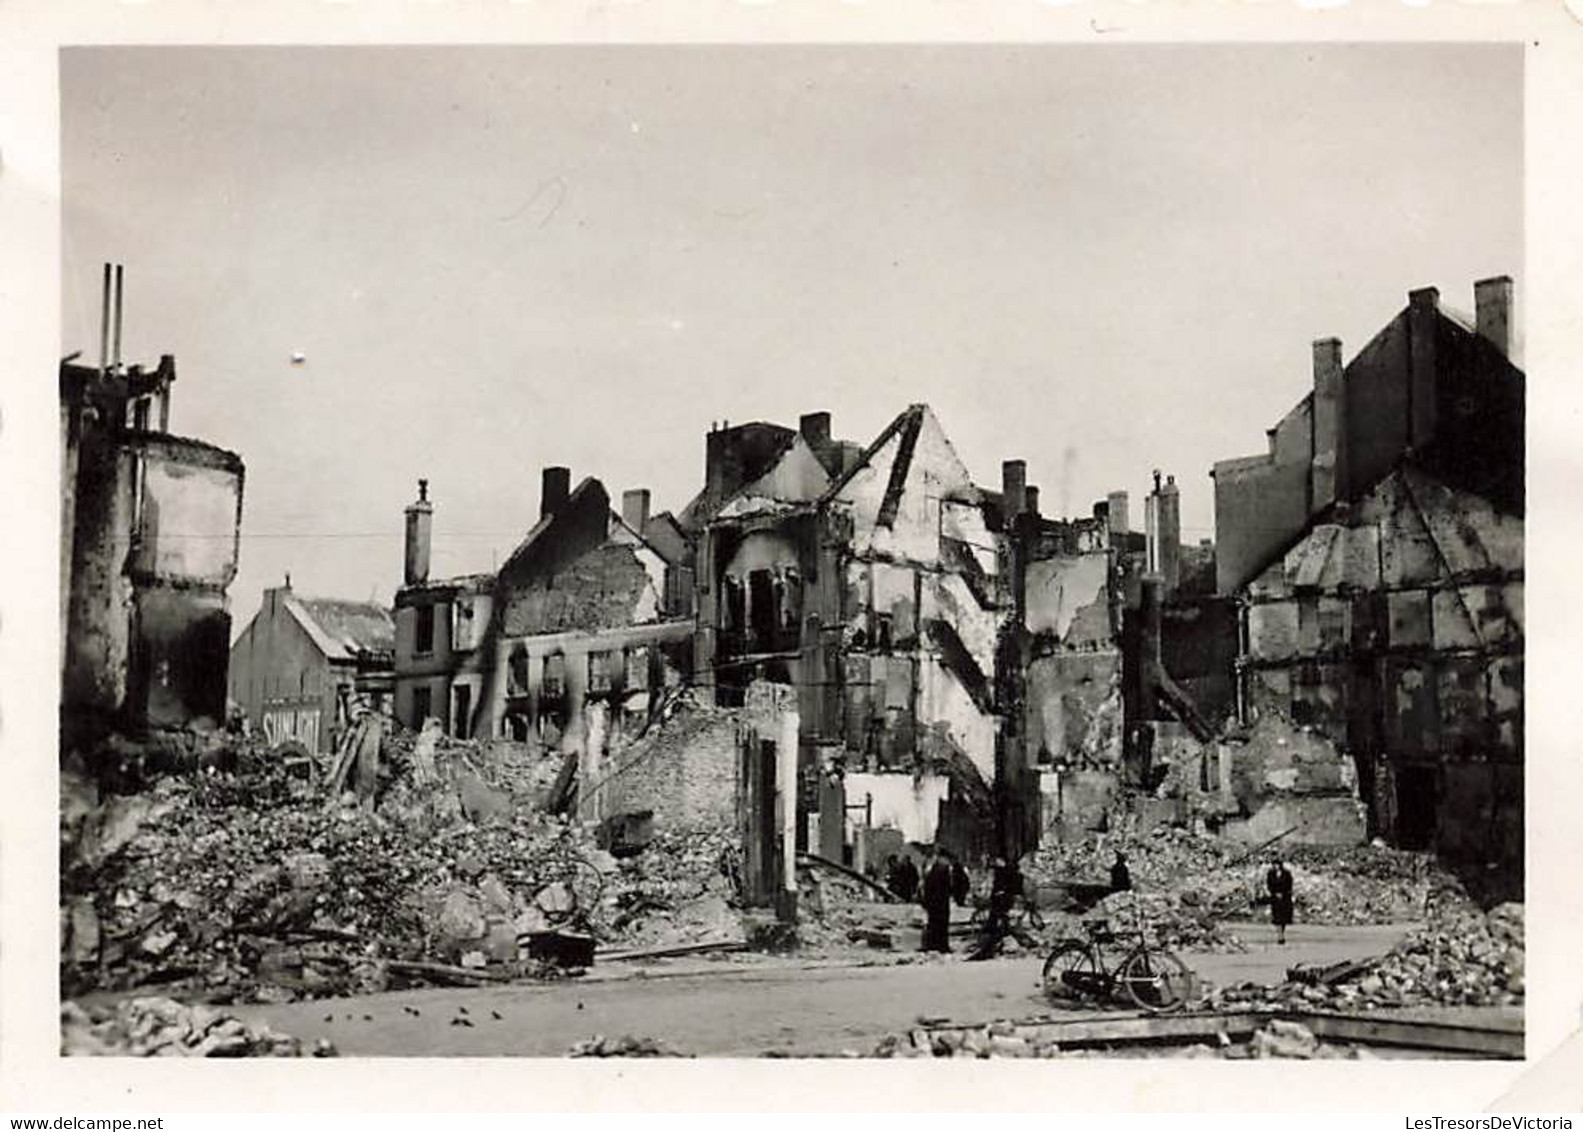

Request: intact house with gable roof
left=228, top=581, right=395, bottom=753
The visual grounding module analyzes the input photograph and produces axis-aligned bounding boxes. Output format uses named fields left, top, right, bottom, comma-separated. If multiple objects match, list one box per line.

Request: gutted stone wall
left=63, top=427, right=243, bottom=738
left=1241, top=467, right=1522, bottom=858
left=581, top=698, right=741, bottom=831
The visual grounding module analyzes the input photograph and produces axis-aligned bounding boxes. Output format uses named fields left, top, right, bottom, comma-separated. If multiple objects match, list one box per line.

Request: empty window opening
left=452, top=683, right=472, bottom=740
left=1395, top=764, right=1440, bottom=851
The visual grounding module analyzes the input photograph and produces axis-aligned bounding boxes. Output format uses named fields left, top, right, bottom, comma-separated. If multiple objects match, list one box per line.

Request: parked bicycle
left=1040, top=897, right=1193, bottom=1013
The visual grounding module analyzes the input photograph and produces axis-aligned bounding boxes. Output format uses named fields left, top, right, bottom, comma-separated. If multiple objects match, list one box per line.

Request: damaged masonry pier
left=58, top=273, right=1525, bottom=1061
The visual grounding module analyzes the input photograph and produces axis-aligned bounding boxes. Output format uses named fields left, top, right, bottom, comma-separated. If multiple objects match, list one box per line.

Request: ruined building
left=228, top=581, right=395, bottom=753
left=1210, top=277, right=1524, bottom=863
left=1116, top=472, right=1238, bottom=808
left=390, top=472, right=695, bottom=750
left=60, top=265, right=245, bottom=746
left=690, top=406, right=1133, bottom=866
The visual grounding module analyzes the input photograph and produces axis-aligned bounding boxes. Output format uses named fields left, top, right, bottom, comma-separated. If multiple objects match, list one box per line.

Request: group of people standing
left=884, top=849, right=969, bottom=953
left=884, top=849, right=1024, bottom=957
left=880, top=844, right=1298, bottom=955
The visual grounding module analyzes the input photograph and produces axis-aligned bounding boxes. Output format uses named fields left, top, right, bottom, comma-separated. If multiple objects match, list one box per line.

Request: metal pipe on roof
left=112, top=264, right=124, bottom=374
left=99, top=263, right=111, bottom=378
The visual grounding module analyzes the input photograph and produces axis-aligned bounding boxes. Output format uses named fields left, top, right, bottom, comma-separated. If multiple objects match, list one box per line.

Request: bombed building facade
left=366, top=278, right=1521, bottom=878
left=391, top=471, right=695, bottom=753
left=1208, top=278, right=1524, bottom=865
left=688, top=406, right=1138, bottom=867
left=59, top=266, right=245, bottom=747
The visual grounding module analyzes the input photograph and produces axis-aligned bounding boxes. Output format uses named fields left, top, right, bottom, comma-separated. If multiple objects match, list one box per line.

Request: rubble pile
left=599, top=828, right=745, bottom=951
left=869, top=1018, right=1364, bottom=1060
left=793, top=866, right=908, bottom=954
left=1055, top=889, right=1249, bottom=954
left=1030, top=824, right=1459, bottom=927
left=568, top=1034, right=692, bottom=1057
left=62, top=728, right=748, bottom=1003
left=871, top=1020, right=1059, bottom=1059
left=1208, top=902, right=1524, bottom=1012
left=61, top=996, right=336, bottom=1057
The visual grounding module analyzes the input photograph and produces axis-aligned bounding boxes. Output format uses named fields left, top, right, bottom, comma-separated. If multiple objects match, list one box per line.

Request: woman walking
left=1265, top=857, right=1294, bottom=945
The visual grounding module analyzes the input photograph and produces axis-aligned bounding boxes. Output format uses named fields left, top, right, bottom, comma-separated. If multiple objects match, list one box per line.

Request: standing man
left=949, top=852, right=972, bottom=908
left=1265, top=857, right=1294, bottom=945
left=893, top=852, right=920, bottom=902
left=969, top=855, right=1024, bottom=961
left=919, top=850, right=954, bottom=954
left=1109, top=851, right=1132, bottom=894
left=883, top=854, right=902, bottom=897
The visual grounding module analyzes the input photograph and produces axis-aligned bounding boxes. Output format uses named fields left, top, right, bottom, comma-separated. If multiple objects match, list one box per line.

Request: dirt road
left=235, top=921, right=1418, bottom=1057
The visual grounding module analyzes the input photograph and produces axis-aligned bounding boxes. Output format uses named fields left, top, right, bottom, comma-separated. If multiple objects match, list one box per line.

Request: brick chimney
left=404, top=478, right=432, bottom=586
left=1475, top=275, right=1513, bottom=357
left=1408, top=286, right=1440, bottom=451
left=1024, top=484, right=1041, bottom=519
left=799, top=411, right=831, bottom=449
left=1002, top=459, right=1027, bottom=518
left=622, top=488, right=651, bottom=534
left=1106, top=490, right=1130, bottom=535
left=1155, top=475, right=1181, bottom=594
left=541, top=466, right=571, bottom=520
left=1310, top=337, right=1346, bottom=511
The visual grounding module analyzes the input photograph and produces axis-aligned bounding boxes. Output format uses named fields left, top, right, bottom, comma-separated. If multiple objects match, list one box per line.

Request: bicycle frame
left=1042, top=891, right=1192, bottom=1013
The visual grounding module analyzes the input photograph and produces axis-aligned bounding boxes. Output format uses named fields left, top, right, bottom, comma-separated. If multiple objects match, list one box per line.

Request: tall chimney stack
left=1310, top=337, right=1346, bottom=511
left=1024, top=484, right=1041, bottom=519
left=1408, top=286, right=1440, bottom=450
left=1002, top=459, right=1028, bottom=518
left=1106, top=490, right=1130, bottom=535
left=622, top=488, right=652, bottom=534
left=1157, top=475, right=1181, bottom=594
left=99, top=263, right=111, bottom=379
left=799, top=411, right=832, bottom=449
left=541, top=466, right=571, bottom=519
left=1475, top=275, right=1513, bottom=357
left=404, top=479, right=433, bottom=586
left=112, top=264, right=124, bottom=374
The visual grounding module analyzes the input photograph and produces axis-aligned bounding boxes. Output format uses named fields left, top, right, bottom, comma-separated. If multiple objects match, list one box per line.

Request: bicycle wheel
left=1041, top=940, right=1100, bottom=1002
left=1119, top=947, right=1193, bottom=1013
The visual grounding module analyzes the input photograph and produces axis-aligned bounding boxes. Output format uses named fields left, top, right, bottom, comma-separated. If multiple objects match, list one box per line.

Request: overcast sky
left=60, top=45, right=1521, bottom=632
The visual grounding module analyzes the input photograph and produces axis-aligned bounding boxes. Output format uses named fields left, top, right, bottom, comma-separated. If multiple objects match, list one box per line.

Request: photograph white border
left=3, top=0, right=1580, bottom=1113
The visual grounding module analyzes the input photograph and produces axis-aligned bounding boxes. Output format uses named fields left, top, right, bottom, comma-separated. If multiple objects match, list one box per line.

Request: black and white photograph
left=5, top=1, right=1583, bottom=1117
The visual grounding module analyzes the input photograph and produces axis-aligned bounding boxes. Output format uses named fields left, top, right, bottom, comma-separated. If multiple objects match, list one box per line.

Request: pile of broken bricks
left=61, top=996, right=337, bottom=1058
left=1206, top=900, right=1524, bottom=1012
left=867, top=1017, right=1362, bottom=1060
left=61, top=731, right=751, bottom=1006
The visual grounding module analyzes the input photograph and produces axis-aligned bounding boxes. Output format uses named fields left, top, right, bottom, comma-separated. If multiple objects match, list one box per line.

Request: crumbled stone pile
left=1209, top=901, right=1524, bottom=1012
left=61, top=730, right=746, bottom=1005
left=61, top=996, right=336, bottom=1057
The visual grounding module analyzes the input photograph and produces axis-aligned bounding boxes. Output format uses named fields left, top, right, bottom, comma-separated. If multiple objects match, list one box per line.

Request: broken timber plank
left=998, top=1011, right=1261, bottom=1049
left=594, top=940, right=750, bottom=963
left=385, top=959, right=510, bottom=986
left=796, top=852, right=900, bottom=903
left=1295, top=1012, right=1523, bottom=1059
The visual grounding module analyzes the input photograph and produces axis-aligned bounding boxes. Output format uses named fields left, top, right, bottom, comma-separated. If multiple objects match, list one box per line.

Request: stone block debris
left=60, top=727, right=747, bottom=1004
left=61, top=996, right=336, bottom=1057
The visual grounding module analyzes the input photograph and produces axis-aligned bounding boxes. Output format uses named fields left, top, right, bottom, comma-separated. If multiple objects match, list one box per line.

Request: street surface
left=237, top=921, right=1424, bottom=1057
